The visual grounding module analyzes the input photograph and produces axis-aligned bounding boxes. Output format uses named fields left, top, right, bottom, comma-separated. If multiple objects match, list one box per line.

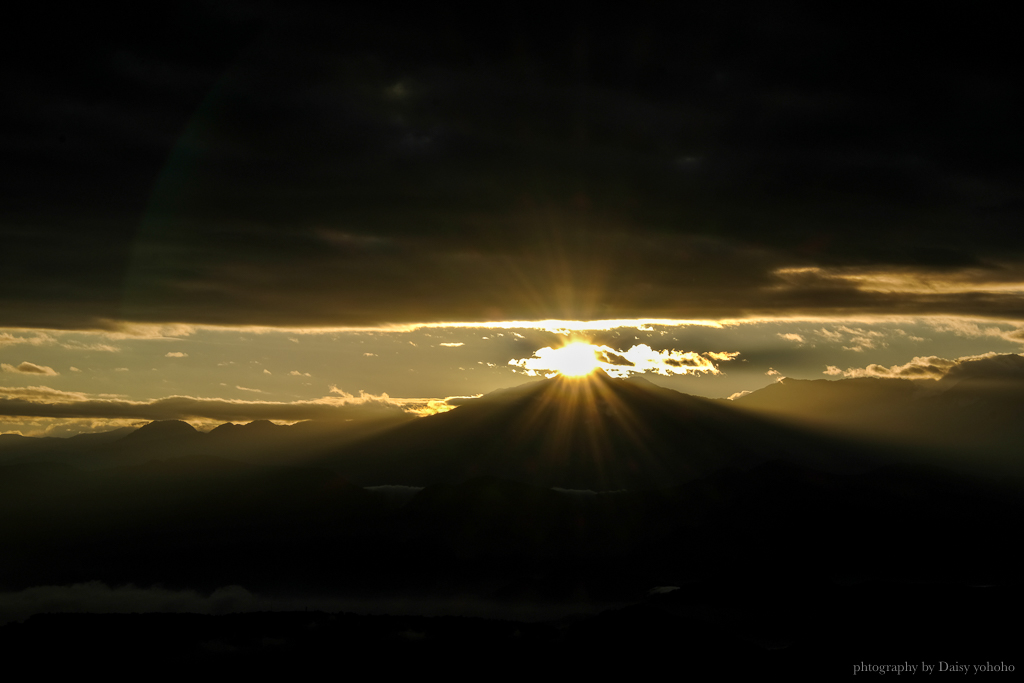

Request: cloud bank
left=4, top=6, right=1024, bottom=330
left=826, top=352, right=1023, bottom=381
left=0, top=385, right=459, bottom=423
left=509, top=344, right=739, bottom=378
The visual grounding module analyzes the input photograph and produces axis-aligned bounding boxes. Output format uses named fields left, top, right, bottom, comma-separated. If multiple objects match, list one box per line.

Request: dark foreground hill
left=1, top=373, right=1021, bottom=595
left=2, top=453, right=1020, bottom=594
left=1, top=373, right=1021, bottom=671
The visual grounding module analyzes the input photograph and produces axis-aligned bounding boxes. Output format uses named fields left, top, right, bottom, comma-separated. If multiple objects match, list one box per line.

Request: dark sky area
left=5, top=2, right=1023, bottom=329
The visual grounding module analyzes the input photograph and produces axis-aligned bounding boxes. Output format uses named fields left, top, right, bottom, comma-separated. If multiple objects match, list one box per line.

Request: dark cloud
left=4, top=4, right=1024, bottom=328
left=942, top=353, right=1024, bottom=384
left=596, top=350, right=634, bottom=367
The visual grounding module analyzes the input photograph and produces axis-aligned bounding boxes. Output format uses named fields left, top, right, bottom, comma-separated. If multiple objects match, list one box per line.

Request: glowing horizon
left=5, top=314, right=1024, bottom=437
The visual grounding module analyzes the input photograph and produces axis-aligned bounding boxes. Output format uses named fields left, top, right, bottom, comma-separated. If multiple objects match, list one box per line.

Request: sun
left=545, top=342, right=601, bottom=377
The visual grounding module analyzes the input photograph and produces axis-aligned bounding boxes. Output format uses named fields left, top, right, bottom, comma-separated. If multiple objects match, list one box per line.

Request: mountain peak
left=320, top=370, right=824, bottom=489
left=241, top=419, right=283, bottom=432
left=121, top=420, right=198, bottom=443
left=208, top=422, right=241, bottom=434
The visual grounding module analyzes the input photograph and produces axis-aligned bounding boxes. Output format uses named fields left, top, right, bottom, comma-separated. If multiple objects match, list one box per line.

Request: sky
left=4, top=3, right=1024, bottom=436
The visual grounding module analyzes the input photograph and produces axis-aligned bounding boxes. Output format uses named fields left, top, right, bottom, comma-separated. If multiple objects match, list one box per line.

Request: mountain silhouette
left=0, top=412, right=414, bottom=470
left=1, top=371, right=1022, bottom=672
left=732, top=361, right=1024, bottom=478
left=119, top=419, right=198, bottom=444
left=314, top=370, right=879, bottom=490
left=9, top=369, right=1024, bottom=483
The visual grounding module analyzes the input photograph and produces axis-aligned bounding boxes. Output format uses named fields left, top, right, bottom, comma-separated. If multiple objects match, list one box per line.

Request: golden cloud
left=825, top=352, right=1018, bottom=381
left=0, top=385, right=462, bottom=422
left=1, top=361, right=59, bottom=376
left=772, top=265, right=1024, bottom=295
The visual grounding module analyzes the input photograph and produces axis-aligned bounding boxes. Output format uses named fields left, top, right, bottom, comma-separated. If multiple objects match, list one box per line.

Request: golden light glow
left=510, top=343, right=740, bottom=378
left=542, top=343, right=602, bottom=377
left=773, top=266, right=1024, bottom=295
left=505, top=342, right=603, bottom=377
left=64, top=314, right=1024, bottom=340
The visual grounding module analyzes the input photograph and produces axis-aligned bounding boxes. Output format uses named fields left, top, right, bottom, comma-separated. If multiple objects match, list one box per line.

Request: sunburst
left=540, top=342, right=601, bottom=377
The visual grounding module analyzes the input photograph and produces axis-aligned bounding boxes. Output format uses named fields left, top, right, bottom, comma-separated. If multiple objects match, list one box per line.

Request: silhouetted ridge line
left=312, top=374, right=881, bottom=490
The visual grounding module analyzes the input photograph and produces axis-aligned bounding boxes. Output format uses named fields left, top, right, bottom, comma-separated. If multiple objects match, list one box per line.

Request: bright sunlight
left=509, top=343, right=740, bottom=378
left=518, top=342, right=601, bottom=377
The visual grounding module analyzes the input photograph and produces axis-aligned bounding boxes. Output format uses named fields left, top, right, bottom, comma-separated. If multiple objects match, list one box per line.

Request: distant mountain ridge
left=731, top=355, right=1024, bottom=470
left=308, top=370, right=885, bottom=489
left=0, top=413, right=412, bottom=469
left=6, top=360, right=1024, bottom=482
left=1, top=372, right=880, bottom=487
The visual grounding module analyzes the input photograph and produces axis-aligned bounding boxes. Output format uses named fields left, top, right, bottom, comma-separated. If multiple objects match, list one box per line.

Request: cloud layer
left=826, top=352, right=1023, bottom=381
left=0, top=386, right=453, bottom=423
left=3, top=6, right=1024, bottom=329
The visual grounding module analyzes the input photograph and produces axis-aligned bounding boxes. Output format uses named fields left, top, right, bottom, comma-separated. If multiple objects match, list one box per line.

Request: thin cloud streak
left=5, top=314, right=1024, bottom=340
left=0, top=386, right=464, bottom=422
left=774, top=265, right=1024, bottom=295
